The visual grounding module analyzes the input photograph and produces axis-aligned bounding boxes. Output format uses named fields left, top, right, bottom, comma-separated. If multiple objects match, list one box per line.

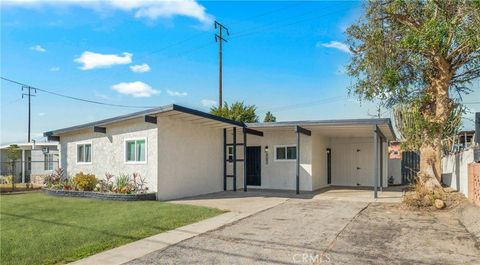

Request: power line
left=140, top=2, right=308, bottom=61
left=1, top=77, right=158, bottom=109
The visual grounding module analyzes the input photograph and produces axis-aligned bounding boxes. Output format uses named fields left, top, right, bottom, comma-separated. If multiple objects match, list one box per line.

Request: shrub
left=73, top=172, right=97, bottom=191
left=44, top=168, right=65, bottom=187
left=0, top=175, right=13, bottom=184
left=114, top=174, right=132, bottom=194
left=132, top=173, right=148, bottom=193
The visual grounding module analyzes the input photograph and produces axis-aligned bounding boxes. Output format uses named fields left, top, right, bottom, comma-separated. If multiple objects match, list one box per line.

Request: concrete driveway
left=128, top=189, right=479, bottom=265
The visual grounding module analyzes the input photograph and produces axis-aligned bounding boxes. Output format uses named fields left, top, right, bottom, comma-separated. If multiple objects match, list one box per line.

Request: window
left=77, top=143, right=92, bottom=163
left=275, top=145, right=297, bottom=161
left=44, top=154, right=54, bottom=170
left=125, top=139, right=146, bottom=163
left=227, top=146, right=234, bottom=162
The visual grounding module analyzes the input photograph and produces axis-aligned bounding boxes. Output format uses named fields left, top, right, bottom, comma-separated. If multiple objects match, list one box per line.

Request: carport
left=242, top=119, right=396, bottom=198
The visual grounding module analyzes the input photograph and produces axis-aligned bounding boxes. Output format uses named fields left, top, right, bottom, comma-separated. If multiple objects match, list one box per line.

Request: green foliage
left=263, top=111, right=277, bottom=122
left=73, top=172, right=97, bottom=191
left=210, top=101, right=259, bottom=122
left=394, top=103, right=463, bottom=152
left=113, top=174, right=131, bottom=193
left=347, top=0, right=480, bottom=105
left=6, top=144, right=21, bottom=162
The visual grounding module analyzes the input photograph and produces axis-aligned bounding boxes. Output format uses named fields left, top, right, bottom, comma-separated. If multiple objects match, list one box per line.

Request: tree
left=263, top=111, right=277, bottom=122
left=347, top=0, right=480, bottom=191
left=6, top=144, right=21, bottom=191
left=394, top=104, right=463, bottom=154
left=210, top=101, right=259, bottom=123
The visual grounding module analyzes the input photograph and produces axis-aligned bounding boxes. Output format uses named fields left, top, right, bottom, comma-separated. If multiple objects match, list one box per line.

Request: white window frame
left=44, top=153, right=54, bottom=171
left=274, top=145, right=297, bottom=162
left=124, top=137, right=147, bottom=164
left=76, top=142, right=92, bottom=165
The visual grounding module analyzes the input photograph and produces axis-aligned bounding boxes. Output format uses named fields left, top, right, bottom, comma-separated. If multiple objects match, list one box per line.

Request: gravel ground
left=127, top=199, right=480, bottom=265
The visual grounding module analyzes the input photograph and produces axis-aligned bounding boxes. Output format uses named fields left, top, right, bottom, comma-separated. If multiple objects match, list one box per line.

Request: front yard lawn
left=0, top=193, right=223, bottom=265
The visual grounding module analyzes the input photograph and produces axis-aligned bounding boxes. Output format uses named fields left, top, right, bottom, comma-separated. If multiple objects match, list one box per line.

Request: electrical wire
left=0, top=77, right=159, bottom=109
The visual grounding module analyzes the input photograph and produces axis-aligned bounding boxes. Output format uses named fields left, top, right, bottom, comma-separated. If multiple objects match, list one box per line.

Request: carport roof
left=246, top=119, right=397, bottom=141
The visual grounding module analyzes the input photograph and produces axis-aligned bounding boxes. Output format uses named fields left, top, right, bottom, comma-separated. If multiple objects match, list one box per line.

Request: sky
left=1, top=0, right=479, bottom=144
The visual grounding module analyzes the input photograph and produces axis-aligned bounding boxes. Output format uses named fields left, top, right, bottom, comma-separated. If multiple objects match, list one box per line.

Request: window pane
left=276, top=147, right=286, bottom=160
left=228, top=146, right=234, bottom=161
left=287, top=146, right=297, bottom=160
left=126, top=141, right=135, bottom=161
left=44, top=154, right=49, bottom=170
left=85, top=144, right=92, bottom=162
left=136, top=140, right=146, bottom=161
left=77, top=145, right=84, bottom=162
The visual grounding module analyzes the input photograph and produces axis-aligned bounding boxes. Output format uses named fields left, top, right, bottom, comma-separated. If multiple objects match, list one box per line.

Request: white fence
left=441, top=149, right=474, bottom=197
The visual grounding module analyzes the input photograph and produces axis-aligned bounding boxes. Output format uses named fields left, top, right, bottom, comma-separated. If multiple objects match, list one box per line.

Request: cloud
left=111, top=81, right=160, bottom=97
left=30, top=45, right=46, bottom=52
left=167, top=90, right=188, bottom=97
left=201, top=99, right=216, bottom=107
left=318, top=41, right=352, bottom=54
left=50, top=66, right=60, bottom=72
left=74, top=51, right=132, bottom=70
left=3, top=0, right=214, bottom=26
left=37, top=112, right=45, bottom=117
left=130, top=63, right=151, bottom=73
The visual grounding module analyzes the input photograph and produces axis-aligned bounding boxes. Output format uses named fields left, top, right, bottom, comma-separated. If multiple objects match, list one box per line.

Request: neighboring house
left=44, top=104, right=396, bottom=200
left=0, top=141, right=59, bottom=183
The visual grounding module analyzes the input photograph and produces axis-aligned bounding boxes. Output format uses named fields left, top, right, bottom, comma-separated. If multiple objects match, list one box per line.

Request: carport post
left=243, top=128, right=248, bottom=192
left=233, top=127, right=237, bottom=191
left=373, top=125, right=379, bottom=199
left=223, top=128, right=227, bottom=191
left=296, top=130, right=300, bottom=195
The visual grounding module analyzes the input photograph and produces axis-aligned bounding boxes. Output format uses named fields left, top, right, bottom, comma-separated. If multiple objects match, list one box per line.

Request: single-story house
left=44, top=104, right=396, bottom=200
left=0, top=141, right=59, bottom=183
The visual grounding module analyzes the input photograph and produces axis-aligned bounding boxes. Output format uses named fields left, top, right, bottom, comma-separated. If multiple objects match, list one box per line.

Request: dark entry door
left=246, top=146, right=261, bottom=186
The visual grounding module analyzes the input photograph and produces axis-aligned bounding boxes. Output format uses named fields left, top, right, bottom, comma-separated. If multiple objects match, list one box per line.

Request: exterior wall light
left=265, top=145, right=269, bottom=165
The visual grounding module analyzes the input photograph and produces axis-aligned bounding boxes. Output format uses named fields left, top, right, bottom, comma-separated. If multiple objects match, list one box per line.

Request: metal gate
left=401, top=151, right=420, bottom=184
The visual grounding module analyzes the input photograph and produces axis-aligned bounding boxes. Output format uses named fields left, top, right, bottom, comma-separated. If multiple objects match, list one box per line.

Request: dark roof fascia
left=246, top=118, right=397, bottom=141
left=44, top=104, right=244, bottom=137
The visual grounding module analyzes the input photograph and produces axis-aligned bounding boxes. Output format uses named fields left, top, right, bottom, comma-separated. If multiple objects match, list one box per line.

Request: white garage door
left=331, top=141, right=374, bottom=187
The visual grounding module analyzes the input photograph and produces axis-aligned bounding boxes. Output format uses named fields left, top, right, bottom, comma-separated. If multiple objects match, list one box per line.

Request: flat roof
left=246, top=118, right=397, bottom=141
left=44, top=104, right=244, bottom=136
left=43, top=104, right=397, bottom=141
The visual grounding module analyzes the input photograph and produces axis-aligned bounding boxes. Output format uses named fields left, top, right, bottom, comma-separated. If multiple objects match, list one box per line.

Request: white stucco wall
left=30, top=148, right=59, bottom=176
left=311, top=133, right=330, bottom=190
left=156, top=117, right=224, bottom=200
left=442, top=149, right=474, bottom=197
left=59, top=118, right=158, bottom=192
left=227, top=130, right=313, bottom=191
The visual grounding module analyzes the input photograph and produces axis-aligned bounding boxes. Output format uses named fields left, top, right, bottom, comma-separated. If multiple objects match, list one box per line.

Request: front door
left=246, top=146, right=261, bottom=186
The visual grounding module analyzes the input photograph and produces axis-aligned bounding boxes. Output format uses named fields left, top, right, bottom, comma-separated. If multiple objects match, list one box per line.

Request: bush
left=113, top=174, right=131, bottom=194
left=0, top=175, right=13, bottom=184
left=44, top=168, right=65, bottom=187
left=73, top=172, right=97, bottom=191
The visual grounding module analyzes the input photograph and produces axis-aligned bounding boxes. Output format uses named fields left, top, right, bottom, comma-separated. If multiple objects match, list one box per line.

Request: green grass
left=0, top=193, right=223, bottom=265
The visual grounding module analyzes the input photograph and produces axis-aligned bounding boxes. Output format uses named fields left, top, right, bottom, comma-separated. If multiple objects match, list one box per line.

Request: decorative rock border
left=42, top=188, right=156, bottom=201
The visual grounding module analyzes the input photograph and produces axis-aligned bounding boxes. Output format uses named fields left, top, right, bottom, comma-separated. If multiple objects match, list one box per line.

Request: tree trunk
left=418, top=56, right=453, bottom=192
left=419, top=138, right=443, bottom=191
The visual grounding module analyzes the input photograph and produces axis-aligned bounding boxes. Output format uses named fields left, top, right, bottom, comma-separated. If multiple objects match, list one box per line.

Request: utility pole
left=22, top=86, right=36, bottom=142
left=215, top=20, right=229, bottom=109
